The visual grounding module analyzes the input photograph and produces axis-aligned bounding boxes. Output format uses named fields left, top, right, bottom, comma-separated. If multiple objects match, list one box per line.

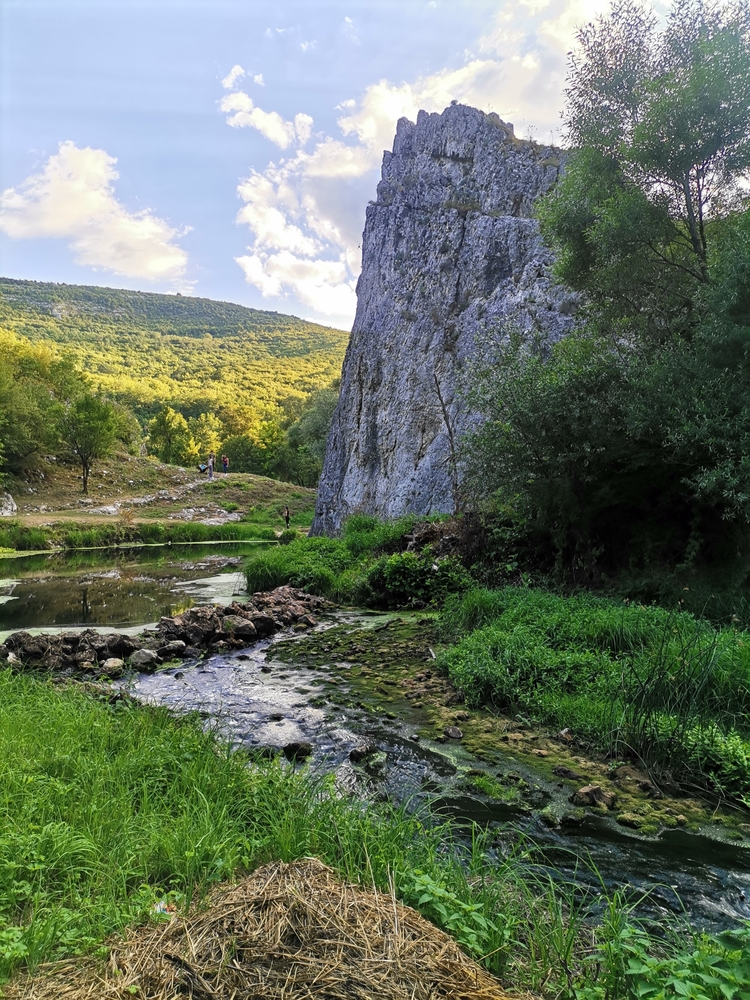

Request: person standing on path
left=207, top=452, right=215, bottom=481
left=222, top=454, right=229, bottom=475
left=283, top=505, right=290, bottom=529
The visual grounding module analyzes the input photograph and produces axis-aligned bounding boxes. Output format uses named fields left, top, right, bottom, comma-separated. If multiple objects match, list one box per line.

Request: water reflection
left=0, top=542, right=267, bottom=633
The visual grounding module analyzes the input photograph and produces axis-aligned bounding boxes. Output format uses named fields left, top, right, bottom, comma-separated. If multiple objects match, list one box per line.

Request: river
left=3, top=544, right=750, bottom=932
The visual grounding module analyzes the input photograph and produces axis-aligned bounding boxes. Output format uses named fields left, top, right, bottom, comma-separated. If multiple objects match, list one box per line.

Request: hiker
left=283, top=505, right=290, bottom=529
left=197, top=462, right=208, bottom=474
left=222, top=454, right=229, bottom=475
left=207, top=452, right=215, bottom=481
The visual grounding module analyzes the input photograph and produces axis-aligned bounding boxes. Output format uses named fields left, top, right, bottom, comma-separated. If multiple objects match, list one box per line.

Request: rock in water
left=312, top=104, right=578, bottom=535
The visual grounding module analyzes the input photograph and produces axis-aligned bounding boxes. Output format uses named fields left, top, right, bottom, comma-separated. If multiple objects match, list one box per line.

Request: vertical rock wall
left=311, top=103, right=577, bottom=535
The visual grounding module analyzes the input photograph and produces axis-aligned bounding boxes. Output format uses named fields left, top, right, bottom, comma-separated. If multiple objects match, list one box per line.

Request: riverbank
left=3, top=668, right=750, bottom=999
left=1, top=454, right=316, bottom=551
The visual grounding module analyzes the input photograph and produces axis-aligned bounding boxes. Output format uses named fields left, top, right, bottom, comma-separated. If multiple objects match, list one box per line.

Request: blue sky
left=0, top=0, right=618, bottom=329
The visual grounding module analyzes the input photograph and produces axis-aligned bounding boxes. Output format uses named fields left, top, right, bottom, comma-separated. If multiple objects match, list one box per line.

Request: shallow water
left=130, top=617, right=750, bottom=932
left=0, top=542, right=264, bottom=638
left=5, top=550, right=750, bottom=932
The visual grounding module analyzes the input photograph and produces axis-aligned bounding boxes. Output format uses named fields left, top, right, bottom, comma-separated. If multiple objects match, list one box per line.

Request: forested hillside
left=0, top=279, right=348, bottom=486
left=0, top=278, right=348, bottom=418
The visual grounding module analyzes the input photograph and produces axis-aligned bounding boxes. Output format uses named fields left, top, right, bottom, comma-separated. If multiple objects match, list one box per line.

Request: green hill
left=0, top=278, right=349, bottom=418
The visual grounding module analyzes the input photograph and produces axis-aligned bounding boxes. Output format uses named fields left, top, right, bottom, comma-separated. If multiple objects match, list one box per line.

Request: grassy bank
left=440, top=587, right=750, bottom=805
left=244, top=514, right=471, bottom=606
left=0, top=518, right=279, bottom=551
left=2, top=671, right=749, bottom=999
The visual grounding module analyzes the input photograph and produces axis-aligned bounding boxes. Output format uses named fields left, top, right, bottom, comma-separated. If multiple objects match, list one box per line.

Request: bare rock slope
left=312, top=103, right=577, bottom=535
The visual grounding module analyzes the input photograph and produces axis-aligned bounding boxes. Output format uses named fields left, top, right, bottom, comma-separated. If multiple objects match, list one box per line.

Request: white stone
left=0, top=493, right=17, bottom=517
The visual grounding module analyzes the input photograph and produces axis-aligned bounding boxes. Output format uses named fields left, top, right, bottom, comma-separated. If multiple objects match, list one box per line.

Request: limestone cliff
left=311, top=103, right=578, bottom=535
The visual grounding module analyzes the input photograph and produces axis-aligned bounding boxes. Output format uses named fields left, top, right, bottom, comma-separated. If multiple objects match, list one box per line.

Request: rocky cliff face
left=311, top=103, right=578, bottom=535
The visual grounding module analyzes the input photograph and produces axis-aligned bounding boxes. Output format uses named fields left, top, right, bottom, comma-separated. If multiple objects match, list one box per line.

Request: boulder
left=444, top=726, right=463, bottom=740
left=130, top=649, right=160, bottom=670
left=0, top=492, right=17, bottom=517
left=570, top=784, right=616, bottom=809
left=221, top=616, right=258, bottom=640
left=156, top=640, right=187, bottom=659
left=283, top=741, right=314, bottom=762
left=245, top=614, right=278, bottom=637
left=100, top=657, right=125, bottom=675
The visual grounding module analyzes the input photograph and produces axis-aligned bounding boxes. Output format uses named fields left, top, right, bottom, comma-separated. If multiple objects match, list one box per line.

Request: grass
left=2, top=671, right=750, bottom=999
left=244, top=514, right=472, bottom=606
left=439, top=587, right=750, bottom=803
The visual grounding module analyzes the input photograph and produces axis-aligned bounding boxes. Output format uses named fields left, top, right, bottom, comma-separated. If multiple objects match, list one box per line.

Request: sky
left=0, top=0, right=625, bottom=330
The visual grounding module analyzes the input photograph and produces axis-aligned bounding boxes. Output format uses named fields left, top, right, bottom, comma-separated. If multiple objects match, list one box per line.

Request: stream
left=3, top=545, right=750, bottom=933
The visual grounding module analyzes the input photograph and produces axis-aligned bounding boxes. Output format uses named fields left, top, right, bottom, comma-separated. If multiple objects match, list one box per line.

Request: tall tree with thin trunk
left=59, top=394, right=119, bottom=494
left=540, top=0, right=750, bottom=341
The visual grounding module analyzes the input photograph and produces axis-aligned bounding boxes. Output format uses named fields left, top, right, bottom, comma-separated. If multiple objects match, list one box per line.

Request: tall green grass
left=0, top=521, right=49, bottom=551
left=439, top=588, right=750, bottom=801
left=2, top=671, right=749, bottom=999
left=244, top=514, right=471, bottom=606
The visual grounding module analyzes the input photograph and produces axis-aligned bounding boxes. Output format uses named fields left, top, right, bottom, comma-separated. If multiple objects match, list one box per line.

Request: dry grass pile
left=7, top=859, right=521, bottom=1000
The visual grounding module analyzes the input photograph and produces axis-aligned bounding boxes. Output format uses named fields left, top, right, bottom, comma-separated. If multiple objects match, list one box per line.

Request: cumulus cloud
left=226, top=0, right=613, bottom=326
left=253, top=73, right=265, bottom=86
left=220, top=92, right=313, bottom=149
left=221, top=64, right=245, bottom=89
left=0, top=141, right=188, bottom=283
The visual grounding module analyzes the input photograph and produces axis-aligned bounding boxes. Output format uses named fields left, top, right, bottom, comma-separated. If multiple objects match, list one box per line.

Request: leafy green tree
left=539, top=0, right=750, bottom=339
left=147, top=407, right=198, bottom=466
left=464, top=1, right=750, bottom=583
left=0, top=330, right=82, bottom=475
left=188, top=412, right=223, bottom=457
left=58, top=394, right=120, bottom=494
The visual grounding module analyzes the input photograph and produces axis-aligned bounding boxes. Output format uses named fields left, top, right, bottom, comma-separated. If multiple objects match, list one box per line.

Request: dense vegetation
left=441, top=586, right=750, bottom=805
left=244, top=514, right=471, bottom=606
left=0, top=279, right=347, bottom=488
left=462, top=0, right=750, bottom=602
left=4, top=671, right=750, bottom=999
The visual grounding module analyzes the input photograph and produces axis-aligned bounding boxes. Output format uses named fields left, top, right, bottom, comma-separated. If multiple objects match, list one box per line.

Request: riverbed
left=4, top=545, right=750, bottom=932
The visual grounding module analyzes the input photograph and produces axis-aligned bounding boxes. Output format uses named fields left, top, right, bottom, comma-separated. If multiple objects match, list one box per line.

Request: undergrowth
left=244, top=514, right=472, bottom=606
left=2, top=671, right=750, bottom=999
left=439, top=588, right=750, bottom=802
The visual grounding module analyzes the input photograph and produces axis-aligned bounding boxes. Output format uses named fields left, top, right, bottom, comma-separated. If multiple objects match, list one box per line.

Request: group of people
left=197, top=452, right=229, bottom=479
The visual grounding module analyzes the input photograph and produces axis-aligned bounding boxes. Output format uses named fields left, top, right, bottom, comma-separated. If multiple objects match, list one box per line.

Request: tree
left=0, top=330, right=82, bottom=475
left=58, top=394, right=119, bottom=494
left=539, top=0, right=750, bottom=339
left=147, top=407, right=198, bottom=466
left=463, top=1, right=750, bottom=582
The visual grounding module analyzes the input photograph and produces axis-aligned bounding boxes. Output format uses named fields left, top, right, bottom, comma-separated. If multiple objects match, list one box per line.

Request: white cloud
left=221, top=64, right=245, bottom=90
left=253, top=73, right=265, bottom=86
left=300, top=40, right=316, bottom=52
left=0, top=141, right=188, bottom=284
left=225, top=0, right=616, bottom=326
left=220, top=92, right=312, bottom=149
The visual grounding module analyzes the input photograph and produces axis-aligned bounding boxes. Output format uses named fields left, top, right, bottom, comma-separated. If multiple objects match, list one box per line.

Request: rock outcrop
left=312, top=103, right=578, bottom=535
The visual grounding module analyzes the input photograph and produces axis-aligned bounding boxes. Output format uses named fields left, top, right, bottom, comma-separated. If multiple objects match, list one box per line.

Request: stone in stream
left=283, top=741, right=314, bottom=762
left=157, top=640, right=187, bottom=659
left=349, top=742, right=378, bottom=763
left=100, top=657, right=125, bottom=675
left=221, top=616, right=258, bottom=641
left=570, top=784, right=616, bottom=809
left=129, top=649, right=160, bottom=670
left=444, top=726, right=464, bottom=740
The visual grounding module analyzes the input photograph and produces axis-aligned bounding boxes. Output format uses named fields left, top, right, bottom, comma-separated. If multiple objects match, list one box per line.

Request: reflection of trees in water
left=79, top=585, right=91, bottom=622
